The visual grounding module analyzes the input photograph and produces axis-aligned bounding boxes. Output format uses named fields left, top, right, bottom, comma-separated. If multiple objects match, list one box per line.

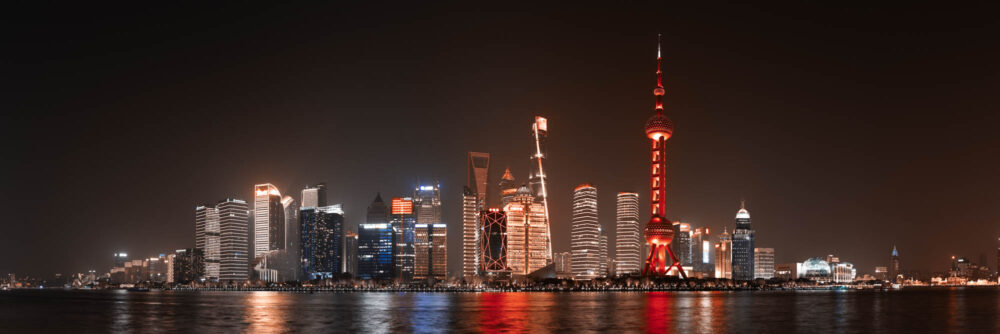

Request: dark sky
left=3, top=3, right=998, bottom=278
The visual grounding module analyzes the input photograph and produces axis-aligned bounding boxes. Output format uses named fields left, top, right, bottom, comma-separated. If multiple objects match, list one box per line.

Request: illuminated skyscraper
left=480, top=209, right=508, bottom=275
left=282, top=196, right=300, bottom=281
left=301, top=183, right=327, bottom=208
left=195, top=204, right=221, bottom=280
left=358, top=194, right=392, bottom=280
left=754, top=248, right=775, bottom=279
left=462, top=186, right=478, bottom=279
left=571, top=184, right=600, bottom=280
left=691, top=227, right=714, bottom=277
left=642, top=35, right=686, bottom=278
left=414, top=184, right=446, bottom=281
left=217, top=198, right=250, bottom=281
left=615, top=192, right=641, bottom=276
left=715, top=228, right=732, bottom=279
left=299, top=205, right=344, bottom=279
left=468, top=152, right=490, bottom=209
left=731, top=202, right=755, bottom=281
left=344, top=232, right=358, bottom=276
left=671, top=222, right=692, bottom=268
left=528, top=117, right=553, bottom=262
left=391, top=197, right=416, bottom=281
left=504, top=185, right=549, bottom=276
left=499, top=168, right=517, bottom=208
left=599, top=233, right=609, bottom=278
left=889, top=244, right=901, bottom=282
left=253, top=183, right=285, bottom=258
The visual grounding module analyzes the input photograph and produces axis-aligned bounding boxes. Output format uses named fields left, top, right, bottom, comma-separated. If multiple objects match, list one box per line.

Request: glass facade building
left=391, top=198, right=416, bottom=282
left=480, top=210, right=508, bottom=273
left=357, top=223, right=394, bottom=280
left=299, top=205, right=344, bottom=280
left=414, top=184, right=446, bottom=281
left=615, top=192, right=641, bottom=276
left=731, top=203, right=755, bottom=281
left=217, top=199, right=250, bottom=282
left=462, top=186, right=479, bottom=279
left=571, top=184, right=600, bottom=280
left=754, top=247, right=775, bottom=279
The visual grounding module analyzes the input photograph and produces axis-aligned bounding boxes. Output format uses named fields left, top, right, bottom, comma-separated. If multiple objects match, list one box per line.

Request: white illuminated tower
left=195, top=204, right=221, bottom=280
left=528, top=117, right=554, bottom=263
left=571, top=184, right=600, bottom=280
left=254, top=183, right=285, bottom=258
left=615, top=192, right=641, bottom=276
left=461, top=186, right=478, bottom=279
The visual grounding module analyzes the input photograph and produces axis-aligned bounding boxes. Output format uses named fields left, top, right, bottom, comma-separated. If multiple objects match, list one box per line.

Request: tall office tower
left=282, top=196, right=300, bottom=281
left=671, top=222, right=692, bottom=268
left=468, top=152, right=490, bottom=209
left=889, top=244, right=901, bottom=282
left=301, top=183, right=327, bottom=208
left=571, top=184, right=600, bottom=280
left=615, top=192, right=641, bottom=276
left=299, top=205, right=344, bottom=279
left=499, top=168, right=517, bottom=208
left=195, top=204, right=221, bottom=280
left=253, top=184, right=285, bottom=258
left=462, top=186, right=478, bottom=280
left=504, top=185, right=550, bottom=276
left=731, top=202, right=756, bottom=281
left=599, top=233, right=609, bottom=278
left=367, top=193, right=389, bottom=225
left=414, top=184, right=446, bottom=281
left=715, top=228, right=732, bottom=279
left=480, top=209, right=508, bottom=274
left=754, top=248, right=775, bottom=279
left=344, top=232, right=358, bottom=276
left=218, top=198, right=250, bottom=281
left=642, top=36, right=686, bottom=278
left=691, top=227, right=714, bottom=277
left=358, top=222, right=394, bottom=280
left=171, top=248, right=204, bottom=284
left=528, top=117, right=554, bottom=262
left=391, top=197, right=416, bottom=282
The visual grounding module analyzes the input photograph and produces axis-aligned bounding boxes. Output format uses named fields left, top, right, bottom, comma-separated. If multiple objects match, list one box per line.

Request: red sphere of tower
left=644, top=217, right=674, bottom=245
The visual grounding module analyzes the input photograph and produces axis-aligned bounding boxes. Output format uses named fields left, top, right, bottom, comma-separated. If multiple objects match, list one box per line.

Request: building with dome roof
left=731, top=202, right=756, bottom=280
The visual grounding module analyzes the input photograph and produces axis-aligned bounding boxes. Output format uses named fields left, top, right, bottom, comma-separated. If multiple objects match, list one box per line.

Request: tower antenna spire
left=654, top=34, right=665, bottom=112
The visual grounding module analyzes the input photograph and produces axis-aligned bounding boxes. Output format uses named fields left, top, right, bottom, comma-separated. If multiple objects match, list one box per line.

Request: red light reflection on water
left=645, top=291, right=674, bottom=332
left=477, top=292, right=529, bottom=333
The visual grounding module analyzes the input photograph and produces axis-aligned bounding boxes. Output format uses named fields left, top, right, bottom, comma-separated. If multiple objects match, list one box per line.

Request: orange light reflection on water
left=244, top=292, right=288, bottom=334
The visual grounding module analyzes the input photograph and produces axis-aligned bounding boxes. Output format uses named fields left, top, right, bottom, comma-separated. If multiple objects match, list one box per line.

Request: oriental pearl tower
left=642, top=35, right=687, bottom=278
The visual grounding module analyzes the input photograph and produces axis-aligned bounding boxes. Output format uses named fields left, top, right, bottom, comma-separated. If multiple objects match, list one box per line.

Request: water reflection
left=243, top=292, right=289, bottom=334
left=645, top=292, right=674, bottom=332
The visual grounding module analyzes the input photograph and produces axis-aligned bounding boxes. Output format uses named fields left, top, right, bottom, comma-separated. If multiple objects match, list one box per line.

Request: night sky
left=3, top=3, right=998, bottom=277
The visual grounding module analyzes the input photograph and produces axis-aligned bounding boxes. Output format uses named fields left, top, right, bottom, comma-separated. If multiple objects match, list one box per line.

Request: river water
left=1, top=288, right=997, bottom=333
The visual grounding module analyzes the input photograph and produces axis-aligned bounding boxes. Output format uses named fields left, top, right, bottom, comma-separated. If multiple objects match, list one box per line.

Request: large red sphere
left=645, top=112, right=674, bottom=140
left=644, top=217, right=674, bottom=245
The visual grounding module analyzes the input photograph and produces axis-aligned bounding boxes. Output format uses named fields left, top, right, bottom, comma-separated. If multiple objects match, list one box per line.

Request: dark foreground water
left=2, top=288, right=999, bottom=333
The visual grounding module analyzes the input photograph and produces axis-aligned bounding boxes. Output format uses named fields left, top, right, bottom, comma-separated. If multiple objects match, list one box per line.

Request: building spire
left=654, top=34, right=665, bottom=112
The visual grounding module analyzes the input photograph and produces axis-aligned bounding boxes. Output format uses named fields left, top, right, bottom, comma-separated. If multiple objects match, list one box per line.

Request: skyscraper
left=282, top=196, right=300, bottom=281
left=301, top=183, right=327, bottom=208
left=253, top=184, right=285, bottom=258
left=218, top=198, right=250, bottom=282
left=599, top=233, right=609, bottom=278
left=889, top=244, right=901, bottom=283
left=480, top=209, right=508, bottom=275
left=505, top=185, right=549, bottom=276
left=672, top=222, right=692, bottom=268
left=414, top=184, right=446, bottom=281
left=499, top=168, right=517, bottom=208
left=344, top=232, right=358, bottom=276
left=754, top=248, right=775, bottom=279
left=615, top=192, right=642, bottom=276
left=731, top=202, right=756, bottom=281
left=468, top=152, right=490, bottom=209
left=528, top=117, right=553, bottom=262
left=571, top=184, right=600, bottom=280
left=195, top=204, right=221, bottom=280
left=715, top=228, right=732, bottom=279
left=299, top=205, right=344, bottom=279
left=358, top=194, right=392, bottom=280
left=391, top=197, right=416, bottom=282
left=691, top=227, right=714, bottom=277
left=461, top=186, right=478, bottom=280
left=642, top=35, right=686, bottom=278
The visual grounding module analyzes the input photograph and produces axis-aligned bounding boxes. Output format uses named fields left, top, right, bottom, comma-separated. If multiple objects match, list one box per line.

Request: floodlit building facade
left=571, top=184, right=600, bottom=280
left=217, top=199, right=250, bottom=282
left=301, top=183, right=327, bottom=208
left=414, top=184, right=446, bottom=281
left=504, top=185, right=549, bottom=276
left=195, top=204, right=221, bottom=280
left=615, top=192, right=641, bottom=276
left=462, top=186, right=478, bottom=279
left=480, top=209, right=508, bottom=274
left=731, top=202, right=755, bottom=281
left=254, top=183, right=285, bottom=258
left=391, top=197, right=416, bottom=282
left=715, top=228, right=732, bottom=279
left=754, top=248, right=775, bottom=279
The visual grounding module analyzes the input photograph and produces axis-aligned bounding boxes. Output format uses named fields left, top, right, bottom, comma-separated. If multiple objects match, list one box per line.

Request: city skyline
left=4, top=3, right=1000, bottom=278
